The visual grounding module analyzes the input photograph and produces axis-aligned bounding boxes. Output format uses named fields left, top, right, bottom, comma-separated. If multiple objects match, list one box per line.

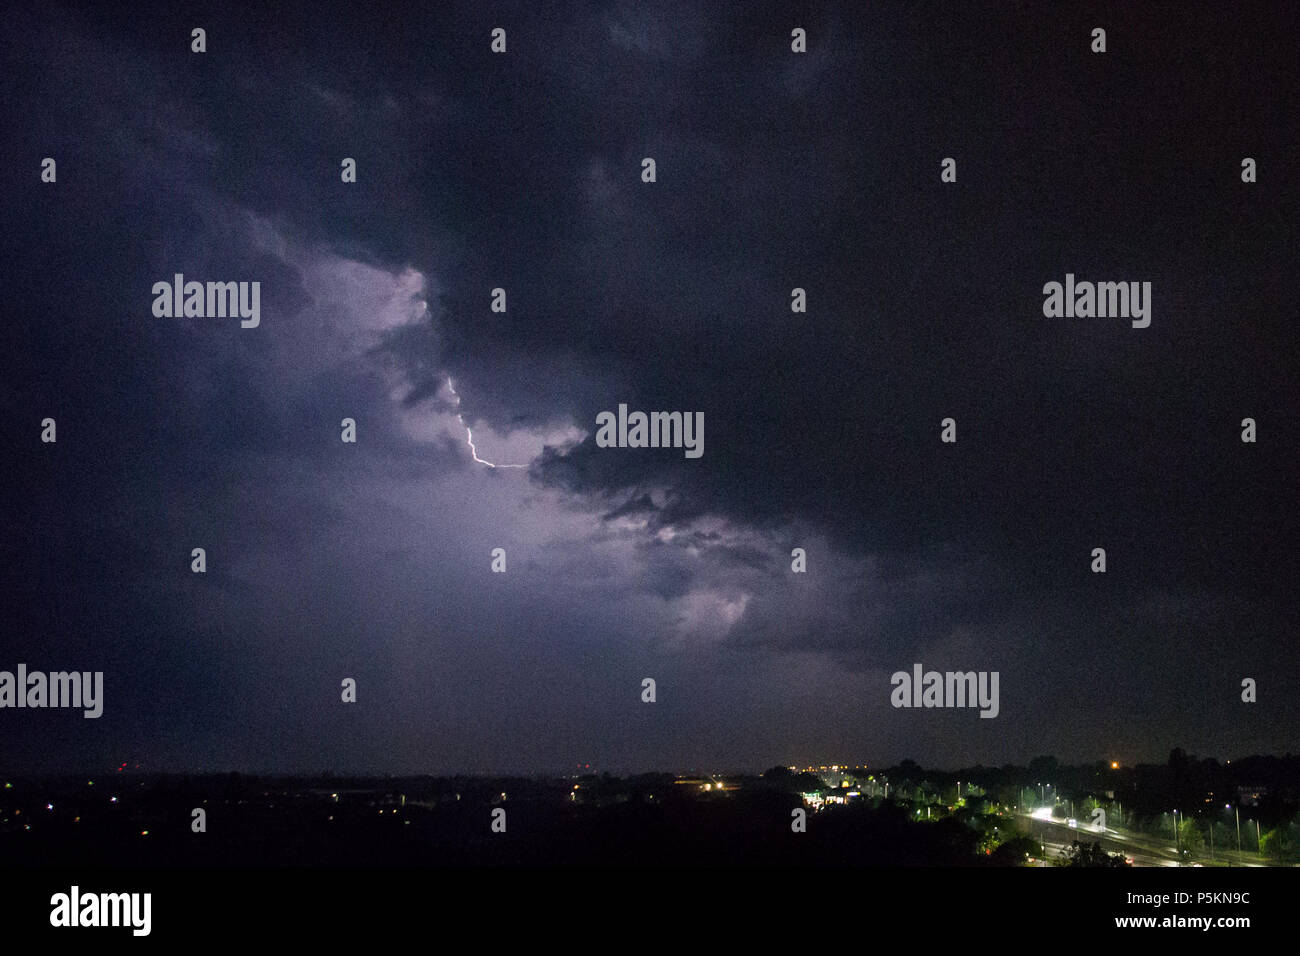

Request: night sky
left=1, top=1, right=1297, bottom=775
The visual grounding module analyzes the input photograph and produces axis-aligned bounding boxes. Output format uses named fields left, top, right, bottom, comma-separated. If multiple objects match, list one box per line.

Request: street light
left=1227, top=804, right=1241, bottom=853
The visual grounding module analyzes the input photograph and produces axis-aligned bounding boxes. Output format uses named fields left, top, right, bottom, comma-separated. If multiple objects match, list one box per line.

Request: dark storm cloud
left=601, top=492, right=657, bottom=521
left=379, top=0, right=1298, bottom=761
left=1, top=1, right=1297, bottom=772
left=0, top=3, right=477, bottom=771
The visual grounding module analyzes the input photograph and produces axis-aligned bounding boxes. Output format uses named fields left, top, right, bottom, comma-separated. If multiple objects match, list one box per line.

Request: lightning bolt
left=446, top=376, right=527, bottom=469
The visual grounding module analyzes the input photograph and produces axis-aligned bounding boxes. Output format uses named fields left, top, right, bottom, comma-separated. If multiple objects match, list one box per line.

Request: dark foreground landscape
left=5, top=751, right=1297, bottom=867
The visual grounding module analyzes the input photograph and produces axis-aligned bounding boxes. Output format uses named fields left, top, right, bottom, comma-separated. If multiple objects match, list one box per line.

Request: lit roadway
left=1017, top=809, right=1266, bottom=868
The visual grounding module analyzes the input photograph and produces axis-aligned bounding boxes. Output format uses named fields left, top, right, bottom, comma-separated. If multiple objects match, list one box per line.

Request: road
left=1017, top=810, right=1266, bottom=867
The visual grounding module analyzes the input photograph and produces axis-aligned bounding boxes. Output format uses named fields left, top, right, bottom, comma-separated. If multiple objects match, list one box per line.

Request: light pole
left=1173, top=810, right=1180, bottom=859
left=1255, top=818, right=1262, bottom=857
left=1228, top=804, right=1240, bottom=853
